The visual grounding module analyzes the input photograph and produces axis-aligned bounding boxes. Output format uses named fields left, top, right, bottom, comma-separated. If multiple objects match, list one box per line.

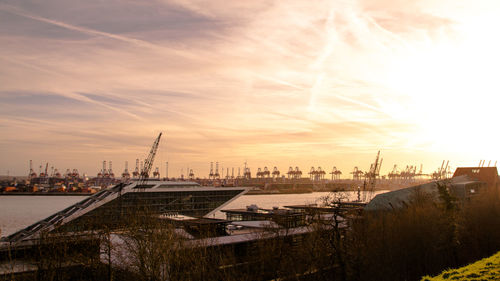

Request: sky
left=1, top=0, right=499, bottom=178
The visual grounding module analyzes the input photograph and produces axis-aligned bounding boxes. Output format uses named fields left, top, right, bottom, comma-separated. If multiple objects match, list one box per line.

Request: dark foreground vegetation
left=2, top=184, right=500, bottom=281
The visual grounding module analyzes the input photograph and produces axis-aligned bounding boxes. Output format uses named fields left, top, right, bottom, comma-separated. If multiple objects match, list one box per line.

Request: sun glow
left=380, top=12, right=500, bottom=157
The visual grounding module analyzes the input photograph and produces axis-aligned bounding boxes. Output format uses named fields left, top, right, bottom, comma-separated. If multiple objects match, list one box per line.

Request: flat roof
left=160, top=215, right=229, bottom=225
left=284, top=204, right=364, bottom=212
left=231, top=220, right=279, bottom=228
left=221, top=208, right=299, bottom=215
left=186, top=226, right=316, bottom=248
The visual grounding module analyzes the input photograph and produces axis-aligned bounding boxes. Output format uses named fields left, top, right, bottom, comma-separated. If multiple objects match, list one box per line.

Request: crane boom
left=369, top=151, right=380, bottom=189
left=139, top=132, right=162, bottom=185
left=376, top=158, right=383, bottom=175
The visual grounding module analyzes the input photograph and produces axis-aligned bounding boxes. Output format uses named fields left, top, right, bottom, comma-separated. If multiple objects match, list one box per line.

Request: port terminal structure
left=1, top=133, right=248, bottom=246
left=1, top=180, right=248, bottom=245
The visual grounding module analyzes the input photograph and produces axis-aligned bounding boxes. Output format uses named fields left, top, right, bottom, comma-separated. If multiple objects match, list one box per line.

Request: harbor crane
left=309, top=167, right=326, bottom=181
left=153, top=167, right=160, bottom=179
left=286, top=166, right=303, bottom=180
left=388, top=164, right=399, bottom=180
left=103, top=161, right=109, bottom=178
left=309, top=167, right=316, bottom=181
left=263, top=166, right=270, bottom=178
left=272, top=167, right=280, bottom=178
left=29, top=160, right=37, bottom=179
left=330, top=166, right=342, bottom=181
left=432, top=160, right=449, bottom=180
left=360, top=151, right=383, bottom=202
left=243, top=167, right=251, bottom=179
left=209, top=162, right=214, bottom=179
left=256, top=167, right=270, bottom=178
left=132, top=159, right=140, bottom=178
left=108, top=161, right=114, bottom=178
left=351, top=167, right=363, bottom=181
left=138, top=132, right=162, bottom=185
left=365, top=151, right=382, bottom=190
left=122, top=161, right=131, bottom=180
left=214, top=162, right=220, bottom=179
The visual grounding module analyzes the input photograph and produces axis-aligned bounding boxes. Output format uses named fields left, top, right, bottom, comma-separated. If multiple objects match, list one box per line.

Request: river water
left=0, top=191, right=386, bottom=237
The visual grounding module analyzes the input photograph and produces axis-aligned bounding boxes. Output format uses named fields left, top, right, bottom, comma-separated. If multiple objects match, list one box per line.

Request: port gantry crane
left=209, top=162, right=214, bottom=180
left=103, top=161, right=109, bottom=178
left=351, top=167, right=364, bottom=181
left=477, top=160, right=497, bottom=168
left=214, top=162, right=221, bottom=179
left=388, top=164, right=399, bottom=180
left=431, top=160, right=449, bottom=180
left=28, top=160, right=37, bottom=179
left=40, top=163, right=49, bottom=178
left=256, top=167, right=271, bottom=178
left=108, top=161, right=114, bottom=178
left=263, top=166, right=270, bottom=178
left=309, top=167, right=315, bottom=180
left=287, top=166, right=302, bottom=180
left=153, top=167, right=160, bottom=179
left=256, top=168, right=262, bottom=178
left=287, top=167, right=294, bottom=179
left=132, top=159, right=140, bottom=178
left=243, top=167, right=251, bottom=180
left=416, top=164, right=424, bottom=178
left=330, top=166, right=342, bottom=181
left=272, top=167, right=280, bottom=178
left=122, top=161, right=131, bottom=181
left=400, top=165, right=417, bottom=182
left=309, top=167, right=326, bottom=181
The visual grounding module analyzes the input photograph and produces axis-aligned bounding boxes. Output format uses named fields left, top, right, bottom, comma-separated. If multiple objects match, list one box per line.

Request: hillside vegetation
left=422, top=251, right=500, bottom=281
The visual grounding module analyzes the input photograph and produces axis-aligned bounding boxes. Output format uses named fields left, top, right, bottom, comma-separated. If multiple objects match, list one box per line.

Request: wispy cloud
left=0, top=3, right=200, bottom=60
left=0, top=0, right=497, bottom=176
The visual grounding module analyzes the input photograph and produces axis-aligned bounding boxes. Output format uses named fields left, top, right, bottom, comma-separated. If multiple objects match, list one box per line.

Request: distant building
left=365, top=167, right=498, bottom=211
left=452, top=167, right=499, bottom=191
left=1, top=180, right=248, bottom=244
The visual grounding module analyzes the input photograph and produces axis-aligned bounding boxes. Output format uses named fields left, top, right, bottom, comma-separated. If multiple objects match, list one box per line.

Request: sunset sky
left=1, top=0, right=499, bottom=178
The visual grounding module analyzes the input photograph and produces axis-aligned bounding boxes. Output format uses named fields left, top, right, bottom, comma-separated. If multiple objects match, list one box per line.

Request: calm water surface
left=0, top=191, right=386, bottom=237
left=0, top=196, right=84, bottom=237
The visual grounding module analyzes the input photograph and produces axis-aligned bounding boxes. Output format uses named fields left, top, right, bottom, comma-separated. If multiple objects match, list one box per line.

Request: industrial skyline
left=11, top=157, right=497, bottom=181
left=1, top=0, right=499, bottom=176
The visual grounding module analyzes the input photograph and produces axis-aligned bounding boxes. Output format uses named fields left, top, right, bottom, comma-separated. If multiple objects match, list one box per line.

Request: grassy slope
left=422, top=251, right=500, bottom=281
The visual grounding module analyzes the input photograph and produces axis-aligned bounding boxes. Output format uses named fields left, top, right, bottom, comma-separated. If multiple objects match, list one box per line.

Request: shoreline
left=0, top=192, right=90, bottom=196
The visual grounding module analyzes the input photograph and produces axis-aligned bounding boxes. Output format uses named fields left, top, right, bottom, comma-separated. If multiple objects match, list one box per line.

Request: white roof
left=231, top=220, right=279, bottom=228
left=186, top=226, right=316, bottom=247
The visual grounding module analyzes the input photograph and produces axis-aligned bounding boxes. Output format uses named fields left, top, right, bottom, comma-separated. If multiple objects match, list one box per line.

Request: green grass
left=421, top=251, right=500, bottom=281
